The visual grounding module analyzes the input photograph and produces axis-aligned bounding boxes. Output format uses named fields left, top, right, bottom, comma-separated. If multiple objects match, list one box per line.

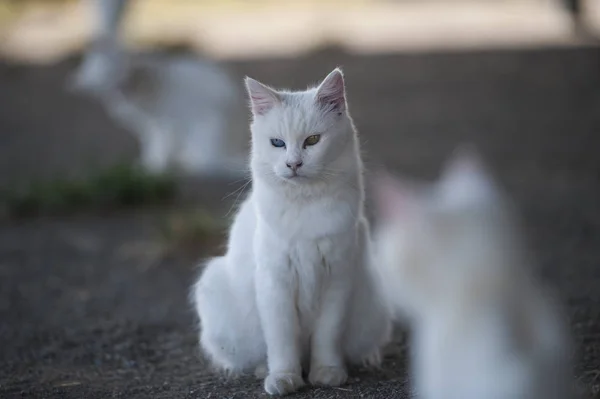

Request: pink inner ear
left=249, top=93, right=276, bottom=116
left=245, top=77, right=279, bottom=116
left=316, top=70, right=346, bottom=113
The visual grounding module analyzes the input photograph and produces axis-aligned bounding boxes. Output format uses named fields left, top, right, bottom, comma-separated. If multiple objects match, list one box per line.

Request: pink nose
left=286, top=161, right=303, bottom=172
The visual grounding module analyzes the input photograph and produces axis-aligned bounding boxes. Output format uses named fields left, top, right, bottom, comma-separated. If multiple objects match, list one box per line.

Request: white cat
left=69, top=0, right=248, bottom=177
left=372, top=148, right=573, bottom=399
left=192, top=68, right=391, bottom=395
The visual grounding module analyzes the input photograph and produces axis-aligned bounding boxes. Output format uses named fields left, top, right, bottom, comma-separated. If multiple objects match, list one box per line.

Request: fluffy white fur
left=192, top=69, right=391, bottom=395
left=372, top=148, right=573, bottom=399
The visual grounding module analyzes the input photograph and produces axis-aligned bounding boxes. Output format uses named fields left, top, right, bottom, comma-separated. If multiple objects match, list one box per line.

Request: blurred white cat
left=372, top=147, right=573, bottom=399
left=69, top=0, right=248, bottom=177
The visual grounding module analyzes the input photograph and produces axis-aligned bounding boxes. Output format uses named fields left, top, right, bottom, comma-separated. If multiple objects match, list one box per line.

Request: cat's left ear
left=316, top=68, right=346, bottom=114
left=443, top=145, right=484, bottom=176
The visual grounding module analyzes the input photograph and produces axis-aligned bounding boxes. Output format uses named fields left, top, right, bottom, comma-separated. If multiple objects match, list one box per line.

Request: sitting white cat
left=192, top=68, right=391, bottom=395
left=373, top=148, right=573, bottom=399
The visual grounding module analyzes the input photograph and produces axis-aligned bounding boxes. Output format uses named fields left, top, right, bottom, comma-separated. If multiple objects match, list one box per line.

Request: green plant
left=1, top=163, right=177, bottom=218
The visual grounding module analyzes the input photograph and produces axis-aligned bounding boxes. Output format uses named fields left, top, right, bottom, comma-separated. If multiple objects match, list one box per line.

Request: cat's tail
left=90, top=0, right=128, bottom=42
left=68, top=0, right=128, bottom=94
left=191, top=256, right=266, bottom=374
left=190, top=256, right=233, bottom=370
left=190, top=256, right=227, bottom=321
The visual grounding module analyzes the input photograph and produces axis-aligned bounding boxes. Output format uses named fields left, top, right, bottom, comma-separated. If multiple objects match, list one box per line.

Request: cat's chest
left=288, top=238, right=339, bottom=325
left=288, top=236, right=340, bottom=271
left=260, top=195, right=357, bottom=240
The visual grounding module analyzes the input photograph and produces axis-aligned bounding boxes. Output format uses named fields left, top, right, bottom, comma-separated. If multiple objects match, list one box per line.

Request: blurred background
left=0, top=1, right=599, bottom=398
left=1, top=0, right=599, bottom=62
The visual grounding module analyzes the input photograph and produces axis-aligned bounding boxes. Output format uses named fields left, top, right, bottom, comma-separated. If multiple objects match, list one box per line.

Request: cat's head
left=373, top=147, right=517, bottom=318
left=68, top=37, right=127, bottom=96
left=245, top=68, right=358, bottom=186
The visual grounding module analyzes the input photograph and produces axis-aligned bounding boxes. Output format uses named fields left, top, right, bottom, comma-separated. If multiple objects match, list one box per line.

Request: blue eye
left=270, top=138, right=285, bottom=148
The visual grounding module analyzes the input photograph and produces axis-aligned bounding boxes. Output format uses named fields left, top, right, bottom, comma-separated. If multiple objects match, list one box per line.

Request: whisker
left=225, top=178, right=252, bottom=217
left=227, top=174, right=252, bottom=186
left=222, top=178, right=251, bottom=200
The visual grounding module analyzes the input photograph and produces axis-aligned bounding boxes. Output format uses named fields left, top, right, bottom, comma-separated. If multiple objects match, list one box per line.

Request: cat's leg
left=308, top=276, right=351, bottom=387
left=343, top=223, right=392, bottom=365
left=193, top=256, right=265, bottom=374
left=103, top=95, right=174, bottom=174
left=138, top=123, right=173, bottom=174
left=255, top=244, right=305, bottom=395
left=343, top=266, right=392, bottom=366
left=178, top=113, right=243, bottom=178
left=178, top=115, right=248, bottom=179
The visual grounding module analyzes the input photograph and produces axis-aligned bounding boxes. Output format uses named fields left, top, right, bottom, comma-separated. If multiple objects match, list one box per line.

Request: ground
left=0, top=45, right=599, bottom=398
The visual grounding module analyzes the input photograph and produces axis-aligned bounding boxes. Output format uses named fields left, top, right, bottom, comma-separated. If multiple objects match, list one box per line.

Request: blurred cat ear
left=440, top=144, right=498, bottom=203
left=373, top=171, right=416, bottom=221
left=245, top=77, right=281, bottom=116
left=316, top=68, right=346, bottom=114
left=443, top=144, right=485, bottom=178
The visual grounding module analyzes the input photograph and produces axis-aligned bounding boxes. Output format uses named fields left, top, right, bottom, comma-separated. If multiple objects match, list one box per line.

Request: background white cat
left=69, top=0, right=248, bottom=177
left=192, top=68, right=391, bottom=395
left=372, top=147, right=573, bottom=399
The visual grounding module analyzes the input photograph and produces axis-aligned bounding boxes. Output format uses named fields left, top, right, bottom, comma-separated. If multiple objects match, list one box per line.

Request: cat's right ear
left=245, top=77, right=281, bottom=116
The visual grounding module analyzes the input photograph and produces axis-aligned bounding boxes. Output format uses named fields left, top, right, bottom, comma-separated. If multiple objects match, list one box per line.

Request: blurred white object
left=70, top=0, right=127, bottom=91
left=69, top=0, right=248, bottom=177
left=373, top=147, right=573, bottom=399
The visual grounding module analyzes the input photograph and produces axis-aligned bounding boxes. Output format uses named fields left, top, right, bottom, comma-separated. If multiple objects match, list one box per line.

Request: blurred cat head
left=68, top=37, right=127, bottom=97
left=373, top=147, right=521, bottom=319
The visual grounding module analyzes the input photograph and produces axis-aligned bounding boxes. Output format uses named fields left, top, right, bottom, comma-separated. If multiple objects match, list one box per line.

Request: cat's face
left=246, top=69, right=354, bottom=185
left=373, top=148, right=505, bottom=317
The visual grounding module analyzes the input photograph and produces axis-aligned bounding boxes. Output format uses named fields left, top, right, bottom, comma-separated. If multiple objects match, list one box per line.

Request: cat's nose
left=286, top=161, right=303, bottom=172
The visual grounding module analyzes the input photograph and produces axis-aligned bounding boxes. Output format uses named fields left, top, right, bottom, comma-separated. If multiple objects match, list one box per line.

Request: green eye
left=304, top=134, right=321, bottom=147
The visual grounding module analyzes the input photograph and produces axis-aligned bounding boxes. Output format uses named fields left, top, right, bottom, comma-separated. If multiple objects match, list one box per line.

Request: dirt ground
left=0, top=45, right=599, bottom=398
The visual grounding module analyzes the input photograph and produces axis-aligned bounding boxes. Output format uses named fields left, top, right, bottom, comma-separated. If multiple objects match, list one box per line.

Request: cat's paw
left=264, top=372, right=305, bottom=396
left=362, top=349, right=382, bottom=368
left=308, top=366, right=348, bottom=387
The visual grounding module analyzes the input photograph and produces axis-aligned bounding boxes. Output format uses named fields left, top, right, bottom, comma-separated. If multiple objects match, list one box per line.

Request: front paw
left=264, top=372, right=305, bottom=396
left=308, top=366, right=348, bottom=387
